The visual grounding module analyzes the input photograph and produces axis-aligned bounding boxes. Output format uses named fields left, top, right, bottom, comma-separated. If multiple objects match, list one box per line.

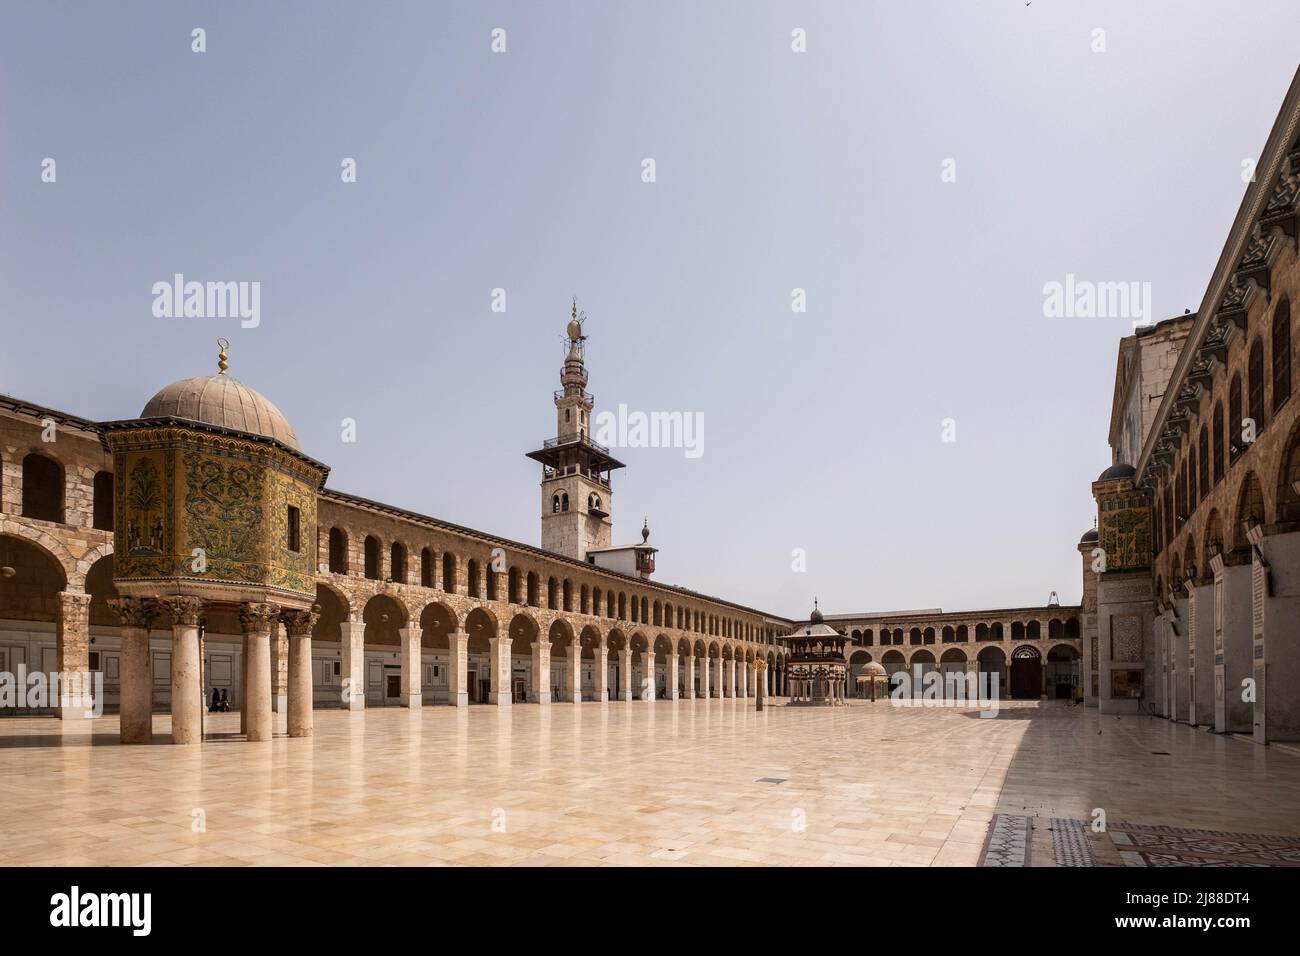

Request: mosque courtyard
left=2, top=700, right=1297, bottom=867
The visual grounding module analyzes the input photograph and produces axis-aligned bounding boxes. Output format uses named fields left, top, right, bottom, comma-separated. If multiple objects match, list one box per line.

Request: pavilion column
left=619, top=646, right=633, bottom=702
left=667, top=652, right=679, bottom=700
left=238, top=602, right=278, bottom=742
left=701, top=655, right=711, bottom=698
left=109, top=597, right=158, bottom=743
left=270, top=621, right=288, bottom=714
left=642, top=647, right=656, bottom=701
left=683, top=654, right=695, bottom=699
left=399, top=625, right=422, bottom=708
left=161, top=596, right=206, bottom=745
left=55, top=591, right=93, bottom=720
left=593, top=638, right=609, bottom=702
left=446, top=629, right=469, bottom=706
left=283, top=608, right=318, bottom=737
left=568, top=641, right=583, bottom=702
left=530, top=638, right=552, bottom=704
left=488, top=636, right=513, bottom=705
left=339, top=621, right=366, bottom=710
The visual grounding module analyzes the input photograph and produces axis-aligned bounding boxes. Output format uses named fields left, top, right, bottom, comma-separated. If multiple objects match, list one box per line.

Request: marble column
left=446, top=629, right=468, bottom=706
left=239, top=602, right=278, bottom=742
left=488, top=636, right=512, bottom=705
left=339, top=620, right=366, bottom=711
left=619, top=646, right=633, bottom=702
left=283, top=607, right=318, bottom=737
left=567, top=640, right=583, bottom=703
left=55, top=591, right=92, bottom=719
left=667, top=652, right=679, bottom=700
left=530, top=638, right=552, bottom=704
left=163, top=595, right=206, bottom=745
left=399, top=625, right=422, bottom=708
left=270, top=621, right=288, bottom=714
left=684, top=653, right=695, bottom=699
left=1170, top=591, right=1190, bottom=722
left=641, top=647, right=656, bottom=701
left=593, top=638, right=609, bottom=702
left=702, top=655, right=712, bottom=697
left=727, top=657, right=737, bottom=698
left=109, top=597, right=158, bottom=744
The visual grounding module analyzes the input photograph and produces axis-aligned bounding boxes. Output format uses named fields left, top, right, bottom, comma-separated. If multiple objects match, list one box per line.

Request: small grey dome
left=1080, top=528, right=1100, bottom=544
left=1097, top=463, right=1136, bottom=481
left=142, top=374, right=299, bottom=450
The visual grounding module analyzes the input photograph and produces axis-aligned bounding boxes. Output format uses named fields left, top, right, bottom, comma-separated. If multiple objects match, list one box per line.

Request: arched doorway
left=977, top=646, right=1007, bottom=698
left=1046, top=644, right=1080, bottom=700
left=1009, top=645, right=1042, bottom=699
left=464, top=607, right=498, bottom=703
left=362, top=594, right=407, bottom=706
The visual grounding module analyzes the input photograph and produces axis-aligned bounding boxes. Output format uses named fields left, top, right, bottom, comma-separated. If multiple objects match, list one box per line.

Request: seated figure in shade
left=209, top=688, right=221, bottom=712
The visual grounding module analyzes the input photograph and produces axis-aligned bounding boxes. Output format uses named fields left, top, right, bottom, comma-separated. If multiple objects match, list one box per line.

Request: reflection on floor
left=1, top=699, right=1297, bottom=866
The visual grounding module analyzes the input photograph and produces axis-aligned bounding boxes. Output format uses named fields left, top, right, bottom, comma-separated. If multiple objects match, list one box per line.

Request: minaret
left=526, top=300, right=626, bottom=560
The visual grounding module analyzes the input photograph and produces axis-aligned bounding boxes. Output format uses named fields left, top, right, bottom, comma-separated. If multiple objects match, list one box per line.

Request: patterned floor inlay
left=1051, top=817, right=1094, bottom=867
left=982, top=813, right=1031, bottom=866
left=1109, top=823, right=1300, bottom=867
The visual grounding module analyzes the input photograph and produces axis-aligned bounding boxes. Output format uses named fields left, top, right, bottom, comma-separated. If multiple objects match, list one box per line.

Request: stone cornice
left=1137, top=65, right=1300, bottom=481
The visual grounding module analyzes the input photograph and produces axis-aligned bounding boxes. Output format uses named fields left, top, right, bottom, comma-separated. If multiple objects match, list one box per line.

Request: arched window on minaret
left=552, top=494, right=561, bottom=514
left=561, top=492, right=569, bottom=512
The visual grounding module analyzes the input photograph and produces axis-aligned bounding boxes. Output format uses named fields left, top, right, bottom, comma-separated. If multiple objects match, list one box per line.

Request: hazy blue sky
left=3, top=2, right=1298, bottom=619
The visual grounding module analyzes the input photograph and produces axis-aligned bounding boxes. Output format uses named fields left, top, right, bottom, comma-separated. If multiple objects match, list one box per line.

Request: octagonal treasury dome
left=141, top=373, right=299, bottom=450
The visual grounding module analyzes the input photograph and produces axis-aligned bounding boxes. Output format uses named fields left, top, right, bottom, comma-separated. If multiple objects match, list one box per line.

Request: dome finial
left=217, top=337, right=230, bottom=374
left=641, top=516, right=650, bottom=543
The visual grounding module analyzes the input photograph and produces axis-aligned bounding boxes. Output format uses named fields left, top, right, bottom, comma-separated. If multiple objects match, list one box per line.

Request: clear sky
left=3, top=1, right=1298, bottom=619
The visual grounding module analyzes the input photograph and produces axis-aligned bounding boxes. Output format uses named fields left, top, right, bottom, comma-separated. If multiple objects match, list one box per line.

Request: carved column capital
left=108, top=596, right=159, bottom=630
left=162, top=595, right=205, bottom=627
left=239, top=602, right=281, bottom=634
left=281, top=607, right=320, bottom=637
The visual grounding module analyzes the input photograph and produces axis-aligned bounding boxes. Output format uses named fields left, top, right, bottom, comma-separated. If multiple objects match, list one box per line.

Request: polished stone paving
left=1, top=699, right=1298, bottom=866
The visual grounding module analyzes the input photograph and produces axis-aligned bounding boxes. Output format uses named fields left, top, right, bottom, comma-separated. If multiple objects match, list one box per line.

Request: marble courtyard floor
left=1, top=699, right=1298, bottom=867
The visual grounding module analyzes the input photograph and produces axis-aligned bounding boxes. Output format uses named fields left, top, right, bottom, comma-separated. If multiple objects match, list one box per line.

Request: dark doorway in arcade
left=1009, top=645, right=1043, bottom=699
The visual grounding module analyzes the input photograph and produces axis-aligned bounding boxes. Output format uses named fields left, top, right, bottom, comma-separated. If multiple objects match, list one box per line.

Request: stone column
left=239, top=602, right=278, bottom=742
left=667, top=652, right=679, bottom=700
left=641, top=646, right=656, bottom=701
left=619, top=646, right=633, bottom=702
left=270, top=621, right=288, bottom=714
left=1187, top=578, right=1214, bottom=727
left=163, top=596, right=206, bottom=745
left=702, top=655, right=711, bottom=698
left=743, top=661, right=752, bottom=698
left=1209, top=556, right=1251, bottom=733
left=339, top=620, right=366, bottom=711
left=568, top=640, right=583, bottom=703
left=488, top=636, right=512, bottom=705
left=446, top=629, right=468, bottom=706
left=399, top=625, right=422, bottom=708
left=530, top=639, right=552, bottom=704
left=109, top=597, right=158, bottom=743
left=593, top=638, right=609, bottom=702
left=56, top=591, right=92, bottom=719
left=727, top=657, right=737, bottom=698
left=684, top=654, right=695, bottom=699
left=282, top=608, right=318, bottom=737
